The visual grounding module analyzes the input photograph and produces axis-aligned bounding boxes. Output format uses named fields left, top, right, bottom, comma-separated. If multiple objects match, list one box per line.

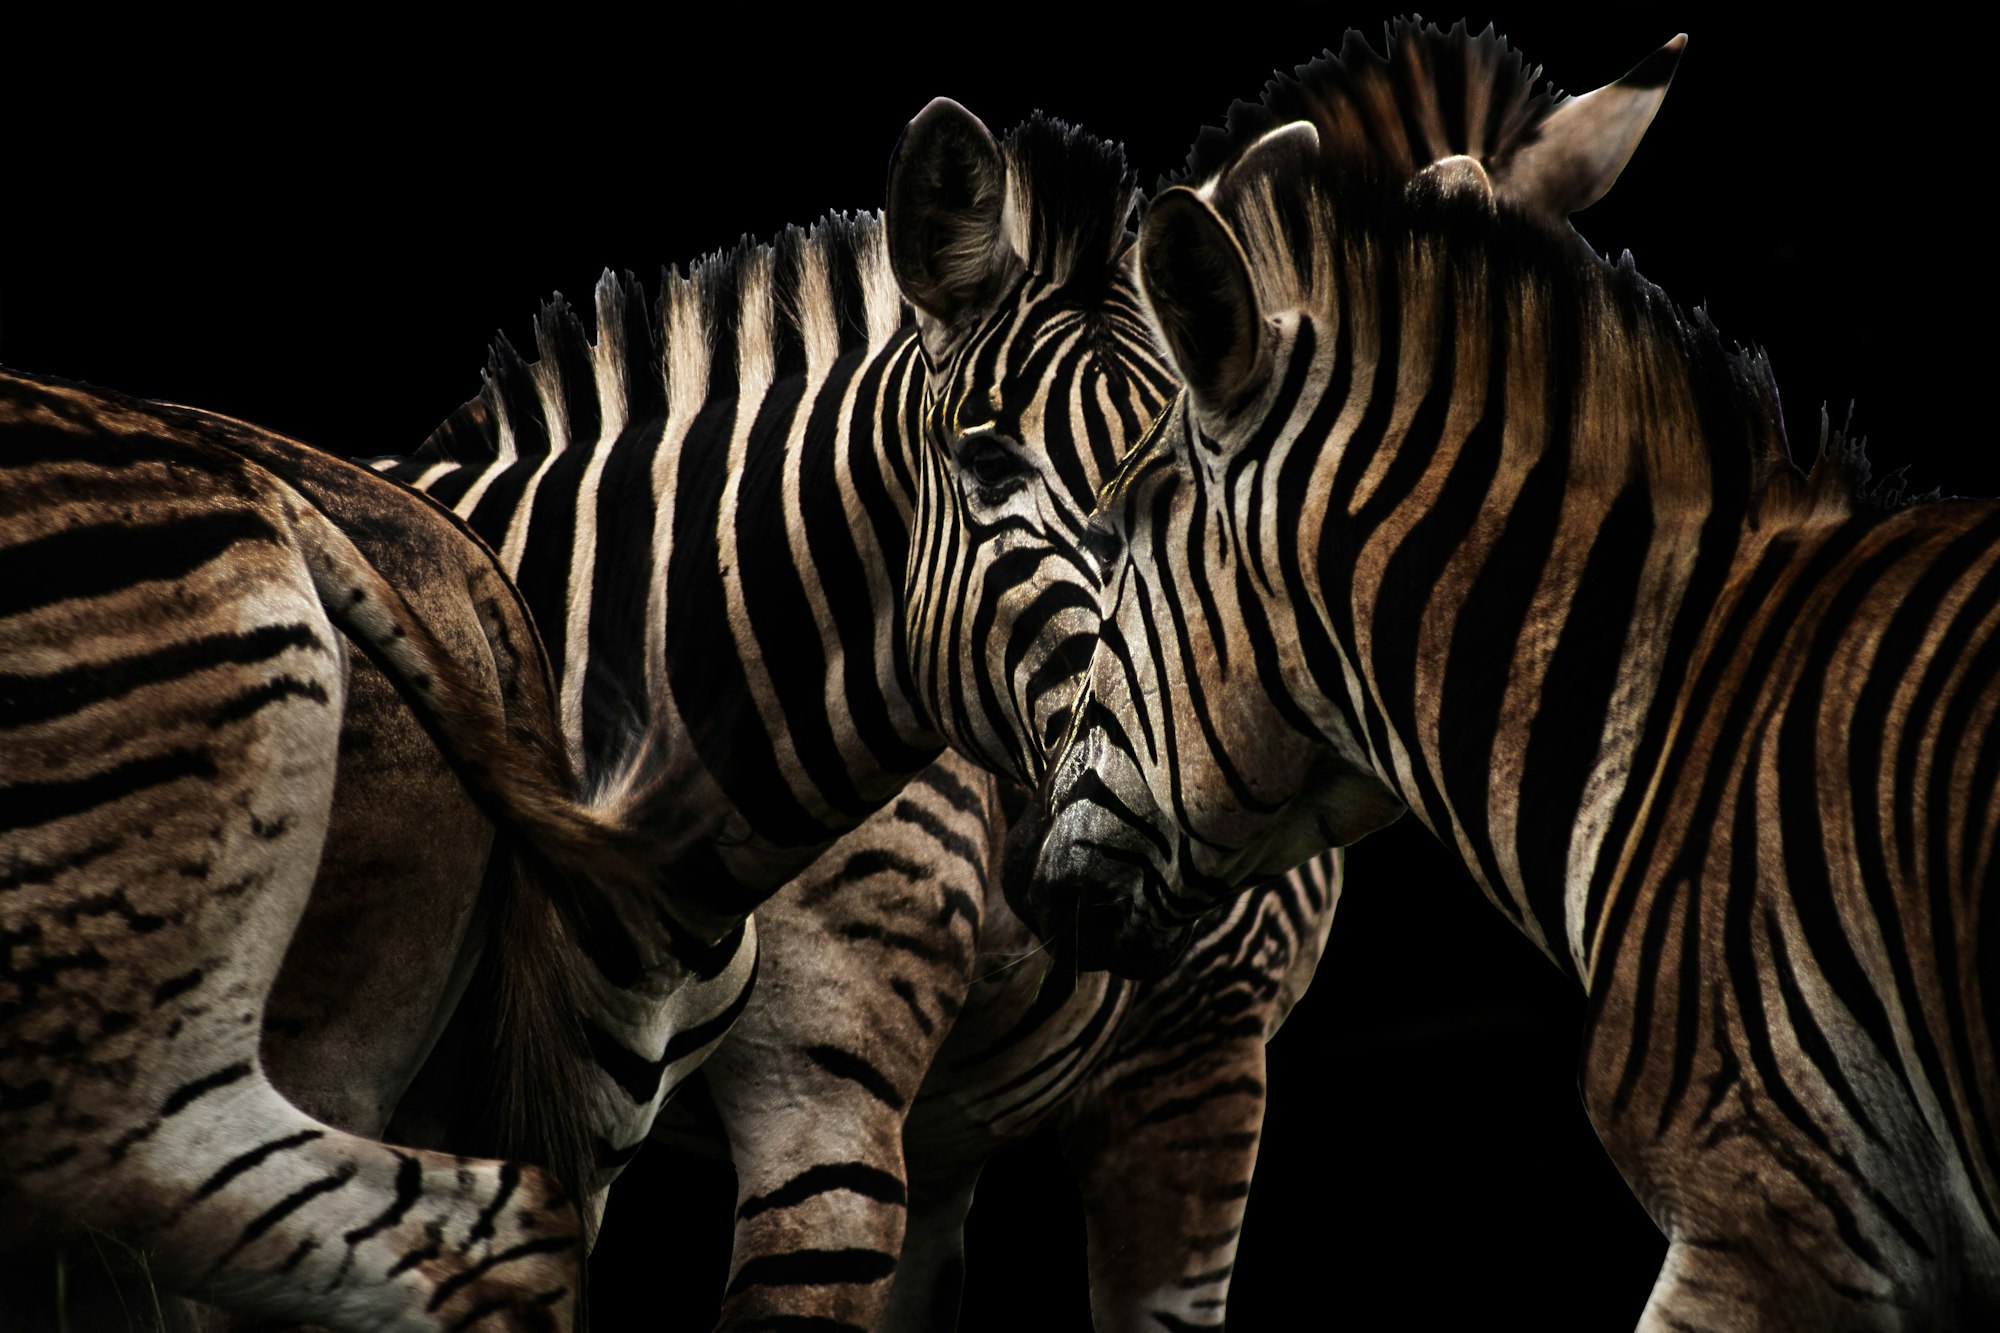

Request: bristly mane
left=414, top=210, right=905, bottom=467
left=1168, top=17, right=1559, bottom=192
left=1001, top=112, right=1140, bottom=294
left=1206, top=159, right=1889, bottom=518
left=415, top=115, right=1136, bottom=467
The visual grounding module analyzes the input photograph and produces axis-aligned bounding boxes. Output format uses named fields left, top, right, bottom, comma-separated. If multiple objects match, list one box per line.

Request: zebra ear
left=887, top=97, right=1012, bottom=356
left=1212, top=120, right=1321, bottom=201
left=1139, top=187, right=1268, bottom=418
left=1496, top=33, right=1687, bottom=218
left=1409, top=155, right=1495, bottom=207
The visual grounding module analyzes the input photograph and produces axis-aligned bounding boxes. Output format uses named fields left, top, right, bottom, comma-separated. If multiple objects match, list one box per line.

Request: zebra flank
left=1035, top=19, right=1999, bottom=1329
left=0, top=366, right=717, bottom=1329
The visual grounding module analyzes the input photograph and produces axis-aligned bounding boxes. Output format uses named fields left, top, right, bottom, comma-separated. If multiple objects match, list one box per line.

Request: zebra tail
left=291, top=497, right=669, bottom=1313
left=455, top=845, right=600, bottom=1326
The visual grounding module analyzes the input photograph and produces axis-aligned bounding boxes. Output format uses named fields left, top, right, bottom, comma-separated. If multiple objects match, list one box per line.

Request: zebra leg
left=1056, top=1034, right=1268, bottom=1332
left=3, top=803, right=584, bottom=1331
left=700, top=757, right=1000, bottom=1331
left=875, top=1163, right=982, bottom=1333
left=1, top=636, right=579, bottom=1331
left=1585, top=946, right=1970, bottom=1331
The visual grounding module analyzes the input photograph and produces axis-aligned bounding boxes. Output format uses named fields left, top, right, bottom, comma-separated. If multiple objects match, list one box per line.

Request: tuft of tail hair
left=446, top=841, right=601, bottom=1328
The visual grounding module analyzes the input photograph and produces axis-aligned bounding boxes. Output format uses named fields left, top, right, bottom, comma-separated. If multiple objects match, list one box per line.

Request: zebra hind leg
left=0, top=622, right=581, bottom=1331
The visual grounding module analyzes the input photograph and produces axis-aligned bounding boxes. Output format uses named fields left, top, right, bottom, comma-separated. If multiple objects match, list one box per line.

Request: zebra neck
left=1295, top=262, right=1798, bottom=979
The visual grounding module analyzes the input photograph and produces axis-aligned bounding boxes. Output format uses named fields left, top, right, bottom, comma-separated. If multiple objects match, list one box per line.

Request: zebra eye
left=1082, top=512, right=1124, bottom=570
left=955, top=432, right=1030, bottom=495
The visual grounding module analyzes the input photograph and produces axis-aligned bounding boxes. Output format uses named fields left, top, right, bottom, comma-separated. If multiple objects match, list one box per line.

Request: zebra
left=366, top=113, right=1153, bottom=1217
left=365, top=106, right=1341, bottom=1327
left=1029, top=20, right=2000, bottom=1330
left=0, top=364, right=709, bottom=1329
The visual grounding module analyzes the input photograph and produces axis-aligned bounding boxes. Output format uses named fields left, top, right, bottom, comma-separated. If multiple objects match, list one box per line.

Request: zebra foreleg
left=697, top=756, right=1001, bottom=1331
left=874, top=1164, right=981, bottom=1333
left=1056, top=1034, right=1269, bottom=1332
left=1587, top=962, right=1979, bottom=1331
left=697, top=925, right=939, bottom=1331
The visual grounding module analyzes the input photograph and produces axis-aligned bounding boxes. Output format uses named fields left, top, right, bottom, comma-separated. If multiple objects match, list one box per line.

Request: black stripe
left=657, top=960, right=759, bottom=1067
left=801, top=1045, right=904, bottom=1110
left=1514, top=478, right=1654, bottom=955
left=578, top=409, right=668, bottom=782
left=344, top=1152, right=424, bottom=1247
left=0, top=747, right=219, bottom=836
left=586, top=1021, right=671, bottom=1106
left=505, top=444, right=590, bottom=697
left=153, top=968, right=204, bottom=1006
left=666, top=396, right=828, bottom=848
left=216, top=1164, right=358, bottom=1265
left=1133, top=1075, right=1264, bottom=1128
left=0, top=509, right=279, bottom=622
left=792, top=346, right=932, bottom=781
left=888, top=977, right=934, bottom=1035
left=468, top=1161, right=520, bottom=1245
left=388, top=1232, right=444, bottom=1278
left=891, top=799, right=984, bottom=873
left=833, top=921, right=953, bottom=965
left=722, top=1248, right=897, bottom=1296
left=0, top=624, right=323, bottom=729
left=737, top=1162, right=906, bottom=1220
left=161, top=1061, right=252, bottom=1118
left=189, top=1129, right=325, bottom=1206
left=207, top=677, right=330, bottom=727
left=799, top=849, right=934, bottom=907
left=427, top=1235, right=578, bottom=1313
left=910, top=755, right=988, bottom=817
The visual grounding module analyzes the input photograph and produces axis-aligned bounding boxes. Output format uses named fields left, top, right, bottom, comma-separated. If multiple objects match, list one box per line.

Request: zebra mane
left=1167, top=17, right=1558, bottom=193
left=1205, top=162, right=1883, bottom=517
left=418, top=114, right=1135, bottom=466
left=1000, top=112, right=1140, bottom=293
left=416, top=211, right=908, bottom=466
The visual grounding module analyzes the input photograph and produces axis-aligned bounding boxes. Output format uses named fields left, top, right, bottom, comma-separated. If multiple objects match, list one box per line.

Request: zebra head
left=1031, top=23, right=1688, bottom=978
left=887, top=100, right=1177, bottom=791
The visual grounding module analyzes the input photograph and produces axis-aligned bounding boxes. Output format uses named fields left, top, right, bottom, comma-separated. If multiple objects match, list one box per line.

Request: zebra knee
left=1638, top=1238, right=1925, bottom=1333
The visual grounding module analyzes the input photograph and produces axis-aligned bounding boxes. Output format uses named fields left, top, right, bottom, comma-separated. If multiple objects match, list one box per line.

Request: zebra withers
left=1031, top=22, right=2000, bottom=1328
left=0, top=367, right=686, bottom=1330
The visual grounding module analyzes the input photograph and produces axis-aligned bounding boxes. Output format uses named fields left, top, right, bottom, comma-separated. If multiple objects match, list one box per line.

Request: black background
left=2, top=7, right=1984, bottom=1329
